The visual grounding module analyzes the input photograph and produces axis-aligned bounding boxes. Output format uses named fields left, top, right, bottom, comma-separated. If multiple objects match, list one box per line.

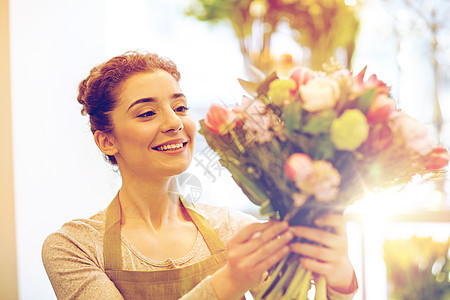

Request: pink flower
left=391, top=114, right=433, bottom=155
left=204, top=104, right=238, bottom=135
left=284, top=153, right=314, bottom=181
left=233, top=96, right=276, bottom=143
left=423, top=146, right=450, bottom=170
left=295, top=160, right=341, bottom=203
left=366, top=94, right=396, bottom=124
left=288, top=66, right=316, bottom=90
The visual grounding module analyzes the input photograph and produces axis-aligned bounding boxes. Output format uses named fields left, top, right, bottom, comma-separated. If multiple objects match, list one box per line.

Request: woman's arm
left=42, top=231, right=124, bottom=300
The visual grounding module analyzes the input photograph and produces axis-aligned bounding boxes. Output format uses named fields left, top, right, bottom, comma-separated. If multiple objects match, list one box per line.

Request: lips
left=152, top=139, right=188, bottom=152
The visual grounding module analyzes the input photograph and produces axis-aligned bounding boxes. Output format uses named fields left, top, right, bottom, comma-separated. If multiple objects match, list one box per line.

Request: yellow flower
left=330, top=109, right=369, bottom=151
left=268, top=78, right=296, bottom=106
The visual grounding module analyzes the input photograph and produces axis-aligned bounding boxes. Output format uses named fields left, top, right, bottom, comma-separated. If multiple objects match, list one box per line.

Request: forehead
left=117, top=70, right=181, bottom=103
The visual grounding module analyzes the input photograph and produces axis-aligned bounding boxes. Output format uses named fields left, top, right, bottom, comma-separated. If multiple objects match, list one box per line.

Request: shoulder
left=42, top=210, right=107, bottom=269
left=194, top=203, right=260, bottom=243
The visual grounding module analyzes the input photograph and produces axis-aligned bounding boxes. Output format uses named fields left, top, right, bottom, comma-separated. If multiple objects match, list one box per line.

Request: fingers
left=290, top=242, right=335, bottom=262
left=289, top=214, right=348, bottom=265
left=244, top=229, right=292, bottom=267
left=314, top=214, right=347, bottom=236
left=226, top=221, right=293, bottom=274
left=229, top=221, right=290, bottom=256
left=252, top=244, right=290, bottom=274
left=230, top=222, right=271, bottom=244
left=289, top=226, right=342, bottom=248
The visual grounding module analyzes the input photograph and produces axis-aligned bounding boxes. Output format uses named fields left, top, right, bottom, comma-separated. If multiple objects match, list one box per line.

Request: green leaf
left=238, top=78, right=258, bottom=97
left=226, top=163, right=269, bottom=206
left=357, top=87, right=376, bottom=113
left=303, top=110, right=337, bottom=135
left=282, top=101, right=303, bottom=131
left=284, top=130, right=313, bottom=155
left=313, top=134, right=336, bottom=160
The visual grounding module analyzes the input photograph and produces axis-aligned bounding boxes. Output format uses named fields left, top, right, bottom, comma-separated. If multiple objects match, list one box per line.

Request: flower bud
left=204, top=104, right=237, bottom=135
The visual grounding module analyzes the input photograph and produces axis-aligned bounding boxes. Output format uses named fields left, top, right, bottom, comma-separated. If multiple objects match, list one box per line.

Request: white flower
left=299, top=77, right=340, bottom=112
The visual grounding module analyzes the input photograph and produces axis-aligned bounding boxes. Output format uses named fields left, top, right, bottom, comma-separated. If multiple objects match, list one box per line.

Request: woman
left=42, top=51, right=358, bottom=299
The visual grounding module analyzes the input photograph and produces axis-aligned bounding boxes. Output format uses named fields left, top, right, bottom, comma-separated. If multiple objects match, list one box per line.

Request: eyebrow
left=127, top=93, right=186, bottom=111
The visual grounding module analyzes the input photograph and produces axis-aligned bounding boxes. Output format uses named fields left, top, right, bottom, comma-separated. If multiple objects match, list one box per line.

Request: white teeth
left=157, top=143, right=185, bottom=151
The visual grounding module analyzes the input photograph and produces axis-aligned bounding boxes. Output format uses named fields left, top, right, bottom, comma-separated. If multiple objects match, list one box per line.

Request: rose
left=267, top=78, right=297, bottom=106
left=423, top=146, right=449, bottom=170
left=330, top=109, right=369, bottom=151
left=366, top=94, right=396, bottom=124
left=391, top=114, right=433, bottom=155
left=288, top=66, right=316, bottom=90
left=299, top=77, right=340, bottom=112
left=204, top=104, right=238, bottom=135
left=284, top=153, right=313, bottom=181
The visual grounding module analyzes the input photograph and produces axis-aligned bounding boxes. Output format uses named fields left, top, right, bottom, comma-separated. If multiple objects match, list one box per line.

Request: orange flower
left=204, top=104, right=237, bottom=135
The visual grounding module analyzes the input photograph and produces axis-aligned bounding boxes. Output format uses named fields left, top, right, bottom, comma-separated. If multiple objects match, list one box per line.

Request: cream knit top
left=42, top=203, right=355, bottom=300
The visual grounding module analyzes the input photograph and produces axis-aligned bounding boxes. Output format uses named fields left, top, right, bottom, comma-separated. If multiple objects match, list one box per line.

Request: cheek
left=183, top=117, right=197, bottom=141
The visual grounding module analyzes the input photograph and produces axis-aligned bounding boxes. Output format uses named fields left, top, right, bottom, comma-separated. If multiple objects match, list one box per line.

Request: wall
left=0, top=0, right=18, bottom=298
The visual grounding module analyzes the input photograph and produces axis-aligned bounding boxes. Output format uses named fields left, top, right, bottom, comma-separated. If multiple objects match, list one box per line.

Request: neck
left=118, top=174, right=185, bottom=231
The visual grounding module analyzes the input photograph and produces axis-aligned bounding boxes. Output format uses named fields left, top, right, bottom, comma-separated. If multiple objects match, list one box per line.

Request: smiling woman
left=41, top=51, right=357, bottom=300
left=93, top=70, right=196, bottom=179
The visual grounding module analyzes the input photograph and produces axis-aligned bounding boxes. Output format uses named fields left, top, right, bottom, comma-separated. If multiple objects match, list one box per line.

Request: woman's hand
left=211, top=221, right=293, bottom=300
left=289, top=214, right=355, bottom=293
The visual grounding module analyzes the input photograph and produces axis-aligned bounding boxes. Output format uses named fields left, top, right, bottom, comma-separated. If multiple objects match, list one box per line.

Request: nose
left=161, top=109, right=183, bottom=133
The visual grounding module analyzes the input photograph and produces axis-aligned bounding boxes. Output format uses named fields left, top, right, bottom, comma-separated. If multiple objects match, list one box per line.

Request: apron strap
left=103, top=194, right=123, bottom=270
left=180, top=195, right=226, bottom=254
left=103, top=193, right=226, bottom=271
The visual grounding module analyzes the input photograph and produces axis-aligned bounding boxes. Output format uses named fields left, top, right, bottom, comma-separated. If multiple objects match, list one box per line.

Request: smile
left=154, top=142, right=187, bottom=152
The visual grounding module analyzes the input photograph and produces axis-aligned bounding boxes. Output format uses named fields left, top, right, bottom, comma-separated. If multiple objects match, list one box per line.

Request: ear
left=94, top=130, right=119, bottom=157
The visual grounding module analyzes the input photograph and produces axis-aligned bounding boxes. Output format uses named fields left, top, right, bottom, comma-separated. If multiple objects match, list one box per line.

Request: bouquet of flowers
left=199, top=60, right=449, bottom=299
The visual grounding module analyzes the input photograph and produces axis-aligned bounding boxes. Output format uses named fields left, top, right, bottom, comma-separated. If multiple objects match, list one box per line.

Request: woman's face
left=107, top=70, right=196, bottom=179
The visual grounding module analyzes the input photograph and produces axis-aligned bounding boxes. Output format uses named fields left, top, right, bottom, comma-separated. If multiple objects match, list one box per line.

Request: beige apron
left=103, top=195, right=227, bottom=299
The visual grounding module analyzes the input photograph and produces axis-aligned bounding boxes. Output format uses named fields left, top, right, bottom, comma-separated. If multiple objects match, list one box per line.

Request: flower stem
left=296, top=270, right=312, bottom=300
left=265, top=259, right=299, bottom=299
left=314, top=275, right=327, bottom=300
left=255, top=256, right=289, bottom=300
left=281, top=266, right=306, bottom=300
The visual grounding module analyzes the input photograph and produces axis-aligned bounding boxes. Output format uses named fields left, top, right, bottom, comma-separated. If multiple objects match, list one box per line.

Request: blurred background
left=1, top=0, right=450, bottom=299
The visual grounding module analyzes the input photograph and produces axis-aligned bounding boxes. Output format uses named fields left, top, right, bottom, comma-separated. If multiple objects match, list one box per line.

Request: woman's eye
left=137, top=111, right=156, bottom=118
left=175, top=106, right=189, bottom=113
